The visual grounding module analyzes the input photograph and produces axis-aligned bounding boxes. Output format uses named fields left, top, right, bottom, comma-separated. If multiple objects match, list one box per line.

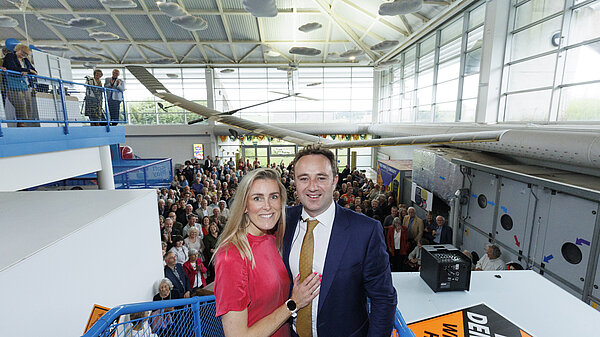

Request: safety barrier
left=114, top=158, right=174, bottom=189
left=82, top=295, right=415, bottom=337
left=0, top=68, right=126, bottom=135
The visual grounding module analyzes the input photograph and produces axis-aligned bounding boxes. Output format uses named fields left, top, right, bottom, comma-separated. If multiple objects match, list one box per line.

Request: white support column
left=371, top=70, right=382, bottom=169
left=97, top=145, right=115, bottom=190
left=475, top=0, right=511, bottom=124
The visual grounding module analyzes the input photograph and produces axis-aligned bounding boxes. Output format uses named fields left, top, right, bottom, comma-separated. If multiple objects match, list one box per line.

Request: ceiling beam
left=322, top=19, right=332, bottom=63
left=12, top=1, right=116, bottom=62
left=411, top=12, right=430, bottom=23
left=137, top=0, right=179, bottom=62
left=180, top=45, right=197, bottom=63
left=215, top=0, right=238, bottom=62
left=94, top=0, right=152, bottom=63
left=28, top=39, right=352, bottom=45
left=55, top=0, right=122, bottom=62
left=310, top=0, right=378, bottom=61
left=238, top=44, right=261, bottom=63
left=338, top=0, right=409, bottom=36
left=256, top=17, right=267, bottom=64
left=0, top=9, right=322, bottom=15
left=175, top=0, right=209, bottom=63
left=204, top=45, right=235, bottom=63
left=140, top=44, right=171, bottom=59
left=399, top=15, right=413, bottom=35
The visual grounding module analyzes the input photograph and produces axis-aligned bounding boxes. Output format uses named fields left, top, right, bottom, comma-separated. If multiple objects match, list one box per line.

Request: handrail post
left=191, top=298, right=203, bottom=337
left=104, top=88, right=111, bottom=132
left=58, top=79, right=69, bottom=135
left=143, top=167, right=148, bottom=188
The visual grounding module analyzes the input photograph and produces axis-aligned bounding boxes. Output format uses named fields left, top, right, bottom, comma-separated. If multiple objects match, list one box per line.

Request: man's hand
left=184, top=291, right=190, bottom=298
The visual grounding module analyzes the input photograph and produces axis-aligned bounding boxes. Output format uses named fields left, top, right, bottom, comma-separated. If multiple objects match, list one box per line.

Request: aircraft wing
left=126, top=65, right=505, bottom=148
left=127, top=65, right=332, bottom=146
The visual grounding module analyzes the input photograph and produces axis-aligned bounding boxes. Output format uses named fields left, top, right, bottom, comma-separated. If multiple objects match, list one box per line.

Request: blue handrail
left=0, top=68, right=127, bottom=135
left=82, top=294, right=415, bottom=337
left=82, top=295, right=218, bottom=337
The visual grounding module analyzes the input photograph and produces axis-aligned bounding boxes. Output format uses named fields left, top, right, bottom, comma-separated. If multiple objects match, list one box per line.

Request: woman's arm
left=221, top=273, right=320, bottom=337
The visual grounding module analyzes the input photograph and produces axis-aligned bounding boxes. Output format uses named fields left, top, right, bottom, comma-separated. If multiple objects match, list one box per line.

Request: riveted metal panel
left=28, top=0, right=64, bottom=9
left=464, top=169, right=498, bottom=235
left=184, top=0, right=218, bottom=10
left=494, top=178, right=533, bottom=257
left=535, top=192, right=598, bottom=291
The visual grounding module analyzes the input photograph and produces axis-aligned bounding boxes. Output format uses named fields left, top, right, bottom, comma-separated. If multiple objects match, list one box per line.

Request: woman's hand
left=291, top=272, right=321, bottom=309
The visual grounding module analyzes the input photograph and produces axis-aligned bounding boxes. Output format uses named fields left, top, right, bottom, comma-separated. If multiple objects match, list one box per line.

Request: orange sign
left=83, top=304, right=111, bottom=333
left=408, top=304, right=532, bottom=337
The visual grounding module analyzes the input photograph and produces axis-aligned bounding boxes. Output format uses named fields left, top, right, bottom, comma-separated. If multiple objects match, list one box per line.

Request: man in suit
left=283, top=145, right=397, bottom=337
left=403, top=206, right=424, bottom=248
left=164, top=252, right=190, bottom=298
left=431, top=216, right=452, bottom=244
left=104, top=69, right=125, bottom=125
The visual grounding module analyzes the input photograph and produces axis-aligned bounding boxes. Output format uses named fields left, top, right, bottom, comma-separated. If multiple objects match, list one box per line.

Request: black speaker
left=420, top=244, right=471, bottom=292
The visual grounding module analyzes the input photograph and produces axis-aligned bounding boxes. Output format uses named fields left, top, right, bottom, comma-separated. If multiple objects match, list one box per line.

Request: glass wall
left=72, top=67, right=207, bottom=125
left=377, top=1, right=486, bottom=123
left=501, top=0, right=600, bottom=122
left=213, top=66, right=373, bottom=124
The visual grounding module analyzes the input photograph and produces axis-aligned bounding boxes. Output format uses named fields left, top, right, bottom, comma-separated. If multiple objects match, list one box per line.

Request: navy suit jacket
left=283, top=204, right=397, bottom=337
left=164, top=263, right=190, bottom=296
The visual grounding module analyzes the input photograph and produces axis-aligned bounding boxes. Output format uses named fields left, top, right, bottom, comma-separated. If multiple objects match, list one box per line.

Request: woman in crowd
left=386, top=217, right=409, bottom=272
left=2, top=44, right=37, bottom=127
left=84, top=69, right=105, bottom=125
left=183, top=249, right=207, bottom=292
left=200, top=216, right=211, bottom=236
left=214, top=168, right=320, bottom=337
left=168, top=235, right=188, bottom=264
left=203, top=222, right=220, bottom=283
left=151, top=278, right=178, bottom=337
left=184, top=227, right=204, bottom=258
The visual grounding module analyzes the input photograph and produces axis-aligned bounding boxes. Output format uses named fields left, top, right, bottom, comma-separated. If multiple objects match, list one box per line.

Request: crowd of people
left=147, top=148, right=522, bottom=336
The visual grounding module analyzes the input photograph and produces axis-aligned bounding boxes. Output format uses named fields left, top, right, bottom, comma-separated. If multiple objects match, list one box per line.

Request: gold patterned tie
left=297, top=219, right=319, bottom=337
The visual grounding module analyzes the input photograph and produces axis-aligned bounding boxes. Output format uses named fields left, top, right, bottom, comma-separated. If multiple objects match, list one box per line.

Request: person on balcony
left=84, top=69, right=105, bottom=126
left=2, top=44, right=37, bottom=127
left=104, top=68, right=125, bottom=125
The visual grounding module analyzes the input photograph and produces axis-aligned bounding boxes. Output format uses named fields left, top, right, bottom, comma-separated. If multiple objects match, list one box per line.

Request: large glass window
left=502, top=0, right=600, bottom=122
left=377, top=1, right=484, bottom=123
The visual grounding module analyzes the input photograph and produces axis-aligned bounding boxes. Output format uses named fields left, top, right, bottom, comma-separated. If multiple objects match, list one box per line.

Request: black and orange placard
left=407, top=304, right=533, bottom=337
left=83, top=304, right=111, bottom=333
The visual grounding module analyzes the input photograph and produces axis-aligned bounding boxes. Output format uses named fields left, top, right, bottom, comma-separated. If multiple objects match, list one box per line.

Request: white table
left=393, top=270, right=600, bottom=336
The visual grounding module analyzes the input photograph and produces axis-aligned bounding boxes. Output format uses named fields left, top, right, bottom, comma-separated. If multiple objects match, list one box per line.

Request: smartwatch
left=285, top=299, right=298, bottom=318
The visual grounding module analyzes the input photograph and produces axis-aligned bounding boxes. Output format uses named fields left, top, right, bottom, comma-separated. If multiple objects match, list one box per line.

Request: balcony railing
left=0, top=68, right=126, bottom=136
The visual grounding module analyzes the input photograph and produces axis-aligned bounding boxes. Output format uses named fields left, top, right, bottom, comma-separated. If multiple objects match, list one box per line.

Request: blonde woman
left=214, top=168, right=320, bottom=337
left=2, top=44, right=37, bottom=127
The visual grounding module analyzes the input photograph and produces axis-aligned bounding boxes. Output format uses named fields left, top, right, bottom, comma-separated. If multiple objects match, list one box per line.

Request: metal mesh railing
left=83, top=294, right=414, bottom=337
left=83, top=296, right=224, bottom=337
left=0, top=69, right=126, bottom=131
left=113, top=158, right=173, bottom=189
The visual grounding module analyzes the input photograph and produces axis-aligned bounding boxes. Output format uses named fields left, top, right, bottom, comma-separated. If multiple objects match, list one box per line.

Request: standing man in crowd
left=104, top=69, right=125, bottom=125
left=284, top=145, right=397, bottom=337
left=404, top=206, right=424, bottom=248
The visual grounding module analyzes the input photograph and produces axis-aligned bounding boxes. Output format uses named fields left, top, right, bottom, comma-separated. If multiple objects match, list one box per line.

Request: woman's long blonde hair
left=213, top=168, right=287, bottom=268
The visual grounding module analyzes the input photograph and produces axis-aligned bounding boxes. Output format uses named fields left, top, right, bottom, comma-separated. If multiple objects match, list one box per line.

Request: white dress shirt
left=394, top=229, right=402, bottom=249
left=289, top=201, right=336, bottom=337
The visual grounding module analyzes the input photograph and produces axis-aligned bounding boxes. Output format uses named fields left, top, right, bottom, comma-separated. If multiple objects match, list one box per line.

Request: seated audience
left=407, top=238, right=428, bottom=271
left=475, top=244, right=505, bottom=271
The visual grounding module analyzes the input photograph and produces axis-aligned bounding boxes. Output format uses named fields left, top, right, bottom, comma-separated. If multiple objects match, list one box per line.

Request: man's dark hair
left=292, top=145, right=338, bottom=177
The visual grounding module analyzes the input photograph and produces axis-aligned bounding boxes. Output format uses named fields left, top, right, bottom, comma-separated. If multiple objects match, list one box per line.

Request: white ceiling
left=0, top=0, right=458, bottom=65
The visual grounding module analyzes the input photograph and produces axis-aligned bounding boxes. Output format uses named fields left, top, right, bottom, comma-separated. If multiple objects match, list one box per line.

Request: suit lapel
left=318, top=204, right=351, bottom=313
left=283, top=206, right=301, bottom=276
